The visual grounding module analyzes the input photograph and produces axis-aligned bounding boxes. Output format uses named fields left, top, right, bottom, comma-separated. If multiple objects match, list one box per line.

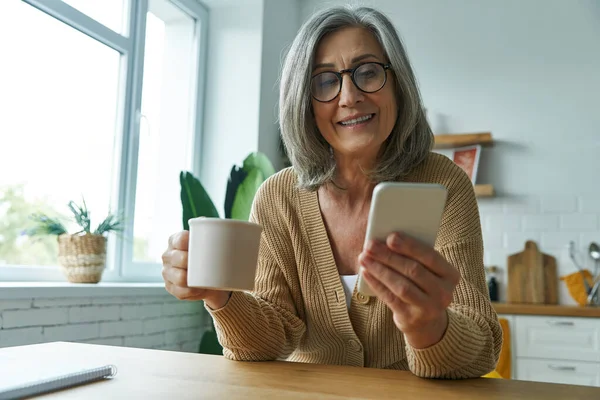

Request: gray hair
left=279, top=5, right=433, bottom=191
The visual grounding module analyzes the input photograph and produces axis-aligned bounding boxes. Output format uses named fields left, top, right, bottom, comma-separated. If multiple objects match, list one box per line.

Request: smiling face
left=311, top=26, right=398, bottom=162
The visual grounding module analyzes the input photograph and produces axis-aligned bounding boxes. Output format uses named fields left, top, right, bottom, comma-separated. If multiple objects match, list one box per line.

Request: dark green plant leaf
left=242, top=152, right=275, bottom=179
left=231, top=168, right=265, bottom=221
left=180, top=171, right=219, bottom=230
left=224, top=165, right=248, bottom=219
left=180, top=172, right=194, bottom=230
left=198, top=329, right=223, bottom=355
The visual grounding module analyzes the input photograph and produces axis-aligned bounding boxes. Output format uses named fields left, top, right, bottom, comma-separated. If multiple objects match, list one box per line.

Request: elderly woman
left=162, top=5, right=502, bottom=378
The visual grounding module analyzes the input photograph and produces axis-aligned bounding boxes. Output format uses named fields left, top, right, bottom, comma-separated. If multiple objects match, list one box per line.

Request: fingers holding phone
left=356, top=182, right=455, bottom=348
left=359, top=232, right=459, bottom=309
left=358, top=231, right=459, bottom=348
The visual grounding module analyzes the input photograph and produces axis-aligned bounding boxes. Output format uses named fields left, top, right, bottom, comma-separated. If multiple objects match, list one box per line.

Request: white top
left=340, top=274, right=358, bottom=309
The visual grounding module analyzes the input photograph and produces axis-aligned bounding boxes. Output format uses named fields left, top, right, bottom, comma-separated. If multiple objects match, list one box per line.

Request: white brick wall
left=121, top=304, right=162, bottom=320
left=522, top=215, right=560, bottom=232
left=2, top=308, right=69, bottom=328
left=0, top=294, right=208, bottom=353
left=69, top=305, right=120, bottom=323
left=480, top=194, right=600, bottom=305
left=580, top=196, right=600, bottom=213
left=540, top=196, right=578, bottom=214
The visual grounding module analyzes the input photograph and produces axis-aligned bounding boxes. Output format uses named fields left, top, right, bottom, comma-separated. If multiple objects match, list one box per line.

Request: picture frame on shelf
left=433, top=144, right=482, bottom=184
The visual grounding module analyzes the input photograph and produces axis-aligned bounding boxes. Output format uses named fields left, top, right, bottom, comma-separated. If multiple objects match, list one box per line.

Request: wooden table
left=0, top=342, right=598, bottom=399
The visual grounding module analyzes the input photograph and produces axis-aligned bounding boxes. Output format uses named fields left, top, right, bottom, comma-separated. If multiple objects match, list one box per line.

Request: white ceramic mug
left=187, top=217, right=262, bottom=291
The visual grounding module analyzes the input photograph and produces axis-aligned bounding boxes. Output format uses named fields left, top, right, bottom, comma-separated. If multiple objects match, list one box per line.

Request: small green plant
left=179, top=151, right=275, bottom=355
left=26, top=198, right=124, bottom=238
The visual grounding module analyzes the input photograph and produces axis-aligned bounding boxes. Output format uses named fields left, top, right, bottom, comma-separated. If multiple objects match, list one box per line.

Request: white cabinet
left=502, top=314, right=600, bottom=387
left=516, top=358, right=600, bottom=387
left=515, top=316, right=600, bottom=363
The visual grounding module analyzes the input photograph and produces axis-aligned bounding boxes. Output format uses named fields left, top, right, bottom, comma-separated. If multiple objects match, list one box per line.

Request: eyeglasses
left=310, top=62, right=392, bottom=103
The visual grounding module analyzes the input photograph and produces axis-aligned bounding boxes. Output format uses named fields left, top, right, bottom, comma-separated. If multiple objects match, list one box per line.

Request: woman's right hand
left=161, top=230, right=232, bottom=310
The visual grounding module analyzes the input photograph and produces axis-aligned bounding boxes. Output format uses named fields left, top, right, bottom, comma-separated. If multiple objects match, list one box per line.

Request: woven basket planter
left=57, top=234, right=107, bottom=283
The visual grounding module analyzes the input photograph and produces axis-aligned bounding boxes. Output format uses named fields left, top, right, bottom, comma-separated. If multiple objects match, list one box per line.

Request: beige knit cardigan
left=206, top=152, right=502, bottom=379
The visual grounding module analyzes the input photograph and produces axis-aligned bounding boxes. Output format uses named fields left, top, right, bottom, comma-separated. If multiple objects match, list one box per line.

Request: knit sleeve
left=205, top=174, right=306, bottom=361
left=404, top=162, right=502, bottom=379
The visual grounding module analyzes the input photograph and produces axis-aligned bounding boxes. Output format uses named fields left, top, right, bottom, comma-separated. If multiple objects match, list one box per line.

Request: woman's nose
left=338, top=75, right=364, bottom=107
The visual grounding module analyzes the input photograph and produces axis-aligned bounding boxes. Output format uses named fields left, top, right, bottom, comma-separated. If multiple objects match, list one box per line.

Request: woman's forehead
left=313, top=26, right=384, bottom=65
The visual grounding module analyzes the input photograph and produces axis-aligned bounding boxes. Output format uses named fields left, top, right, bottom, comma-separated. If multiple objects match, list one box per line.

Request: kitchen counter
left=493, top=302, right=600, bottom=318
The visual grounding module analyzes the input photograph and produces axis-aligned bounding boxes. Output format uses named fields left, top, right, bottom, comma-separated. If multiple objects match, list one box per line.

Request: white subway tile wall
left=0, top=295, right=211, bottom=352
left=480, top=194, right=600, bottom=305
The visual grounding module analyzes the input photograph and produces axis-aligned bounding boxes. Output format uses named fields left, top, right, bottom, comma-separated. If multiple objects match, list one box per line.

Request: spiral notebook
left=0, top=364, right=117, bottom=400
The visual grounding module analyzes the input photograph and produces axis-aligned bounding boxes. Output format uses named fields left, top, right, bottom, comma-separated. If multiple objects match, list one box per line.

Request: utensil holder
left=560, top=270, right=596, bottom=306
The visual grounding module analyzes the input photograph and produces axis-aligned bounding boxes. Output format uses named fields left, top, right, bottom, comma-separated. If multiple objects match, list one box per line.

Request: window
left=132, top=1, right=198, bottom=267
left=0, top=0, right=208, bottom=282
left=61, top=0, right=129, bottom=34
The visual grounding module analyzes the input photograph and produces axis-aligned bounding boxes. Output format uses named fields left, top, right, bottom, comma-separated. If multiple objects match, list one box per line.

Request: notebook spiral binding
left=0, top=364, right=117, bottom=400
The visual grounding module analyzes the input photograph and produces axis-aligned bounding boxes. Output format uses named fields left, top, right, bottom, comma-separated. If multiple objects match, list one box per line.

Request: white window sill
left=0, top=282, right=167, bottom=299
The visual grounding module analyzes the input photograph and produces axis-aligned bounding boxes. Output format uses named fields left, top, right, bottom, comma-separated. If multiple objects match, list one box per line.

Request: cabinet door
left=515, top=316, right=600, bottom=362
left=516, top=358, right=600, bottom=387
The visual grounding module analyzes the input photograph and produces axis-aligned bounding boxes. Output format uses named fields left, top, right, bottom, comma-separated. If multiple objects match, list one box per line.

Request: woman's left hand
left=358, top=232, right=461, bottom=349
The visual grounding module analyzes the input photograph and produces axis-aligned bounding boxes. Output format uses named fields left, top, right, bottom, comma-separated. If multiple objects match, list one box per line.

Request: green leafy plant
left=26, top=198, right=124, bottom=238
left=179, top=151, right=275, bottom=355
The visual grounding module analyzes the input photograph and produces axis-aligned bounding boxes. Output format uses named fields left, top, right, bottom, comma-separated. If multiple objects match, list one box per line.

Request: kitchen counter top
left=493, top=302, right=600, bottom=318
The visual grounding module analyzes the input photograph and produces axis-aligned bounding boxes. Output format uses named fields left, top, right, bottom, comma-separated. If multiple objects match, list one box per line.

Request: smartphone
left=357, top=182, right=448, bottom=296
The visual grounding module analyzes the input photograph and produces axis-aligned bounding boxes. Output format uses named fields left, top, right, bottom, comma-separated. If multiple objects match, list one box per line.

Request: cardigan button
left=356, top=292, right=369, bottom=304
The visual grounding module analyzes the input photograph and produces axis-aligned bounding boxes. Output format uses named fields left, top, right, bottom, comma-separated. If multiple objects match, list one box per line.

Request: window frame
left=0, top=0, right=209, bottom=283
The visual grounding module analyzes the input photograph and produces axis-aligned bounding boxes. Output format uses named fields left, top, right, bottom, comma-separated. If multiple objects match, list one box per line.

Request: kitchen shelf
left=492, top=302, right=600, bottom=318
left=432, top=132, right=495, bottom=197
left=433, top=132, right=493, bottom=149
left=474, top=184, right=494, bottom=198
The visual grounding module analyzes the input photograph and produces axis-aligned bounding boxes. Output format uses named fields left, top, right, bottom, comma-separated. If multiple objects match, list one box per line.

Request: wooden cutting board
left=507, top=240, right=558, bottom=304
left=543, top=253, right=559, bottom=304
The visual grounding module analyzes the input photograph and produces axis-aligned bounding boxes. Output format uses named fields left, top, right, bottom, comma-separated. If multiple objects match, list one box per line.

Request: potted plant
left=179, top=151, right=275, bottom=355
left=26, top=199, right=124, bottom=283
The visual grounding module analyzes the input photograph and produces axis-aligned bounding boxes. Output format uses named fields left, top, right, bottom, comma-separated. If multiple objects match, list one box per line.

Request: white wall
left=0, top=294, right=205, bottom=351
left=257, top=0, right=301, bottom=172
left=302, top=0, right=600, bottom=303
left=199, top=0, right=300, bottom=214
left=199, top=0, right=264, bottom=215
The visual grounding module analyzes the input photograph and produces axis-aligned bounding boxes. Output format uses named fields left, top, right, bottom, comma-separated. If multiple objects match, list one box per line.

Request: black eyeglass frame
left=310, top=62, right=392, bottom=103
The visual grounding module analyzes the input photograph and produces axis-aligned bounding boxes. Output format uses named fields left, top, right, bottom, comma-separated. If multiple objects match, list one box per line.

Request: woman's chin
left=334, top=141, right=382, bottom=160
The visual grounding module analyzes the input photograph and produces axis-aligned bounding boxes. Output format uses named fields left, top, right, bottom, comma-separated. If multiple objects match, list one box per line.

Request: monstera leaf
left=242, top=151, right=276, bottom=178
left=224, top=165, right=248, bottom=219
left=231, top=168, right=265, bottom=221
left=179, top=171, right=220, bottom=230
left=228, top=152, right=276, bottom=221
